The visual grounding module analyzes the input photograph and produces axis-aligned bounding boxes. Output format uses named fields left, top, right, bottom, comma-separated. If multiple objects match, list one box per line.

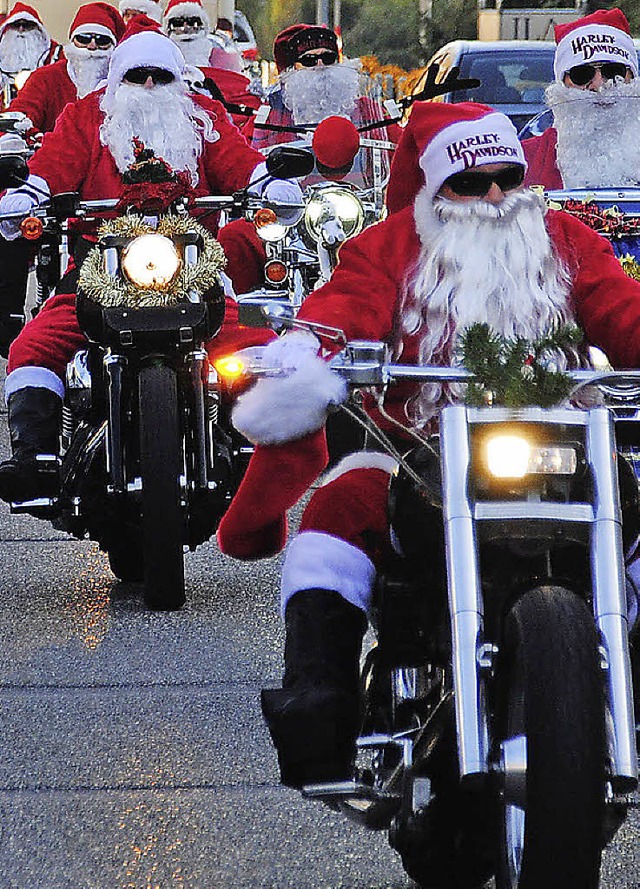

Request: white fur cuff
left=281, top=531, right=375, bottom=615
left=232, top=349, right=347, bottom=445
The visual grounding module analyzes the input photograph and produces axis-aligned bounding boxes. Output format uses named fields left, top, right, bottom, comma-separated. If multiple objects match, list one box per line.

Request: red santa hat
left=119, top=0, right=164, bottom=25
left=554, top=9, right=638, bottom=81
left=0, top=2, right=47, bottom=39
left=273, top=23, right=339, bottom=73
left=163, top=0, right=210, bottom=31
left=69, top=2, right=126, bottom=44
left=385, top=101, right=526, bottom=215
left=106, top=17, right=184, bottom=97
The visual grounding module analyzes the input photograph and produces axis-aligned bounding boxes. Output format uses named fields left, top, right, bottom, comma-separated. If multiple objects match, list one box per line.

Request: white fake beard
left=65, top=43, right=111, bottom=98
left=0, top=27, right=49, bottom=72
left=100, top=79, right=216, bottom=185
left=170, top=31, right=210, bottom=67
left=402, top=188, right=574, bottom=426
left=546, top=79, right=640, bottom=188
left=281, top=59, right=360, bottom=125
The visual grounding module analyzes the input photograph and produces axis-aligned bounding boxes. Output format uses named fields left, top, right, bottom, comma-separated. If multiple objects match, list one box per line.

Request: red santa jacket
left=298, top=203, right=640, bottom=427
left=522, top=128, right=563, bottom=190
left=28, top=87, right=264, bottom=201
left=193, top=65, right=260, bottom=133
left=7, top=58, right=76, bottom=134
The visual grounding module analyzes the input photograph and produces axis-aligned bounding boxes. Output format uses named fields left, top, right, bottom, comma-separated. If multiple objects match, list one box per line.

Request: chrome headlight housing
left=304, top=186, right=365, bottom=244
left=121, top=234, right=182, bottom=290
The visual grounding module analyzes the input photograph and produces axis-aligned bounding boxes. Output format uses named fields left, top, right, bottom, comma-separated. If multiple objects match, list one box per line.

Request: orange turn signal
left=264, top=259, right=288, bottom=285
left=253, top=207, right=277, bottom=229
left=20, top=216, right=43, bottom=241
left=214, top=355, right=246, bottom=381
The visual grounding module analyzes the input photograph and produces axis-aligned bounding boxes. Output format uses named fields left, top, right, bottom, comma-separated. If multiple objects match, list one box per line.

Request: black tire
left=494, top=586, right=605, bottom=889
left=107, top=529, right=144, bottom=583
left=138, top=363, right=185, bottom=610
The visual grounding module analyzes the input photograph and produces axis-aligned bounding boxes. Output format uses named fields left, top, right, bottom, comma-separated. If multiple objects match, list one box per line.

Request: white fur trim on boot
left=4, top=367, right=65, bottom=402
left=281, top=530, right=376, bottom=616
left=232, top=334, right=347, bottom=445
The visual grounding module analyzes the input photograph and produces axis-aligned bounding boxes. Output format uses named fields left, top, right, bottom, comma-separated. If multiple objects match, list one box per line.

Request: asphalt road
left=0, top=357, right=637, bottom=889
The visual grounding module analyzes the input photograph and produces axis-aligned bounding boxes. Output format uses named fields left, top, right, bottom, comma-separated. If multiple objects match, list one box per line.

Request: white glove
left=248, top=161, right=303, bottom=224
left=0, top=174, right=49, bottom=241
left=232, top=331, right=347, bottom=445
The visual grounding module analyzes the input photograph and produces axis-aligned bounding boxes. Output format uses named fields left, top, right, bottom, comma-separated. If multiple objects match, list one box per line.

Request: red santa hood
left=118, top=0, right=164, bottom=24
left=69, top=2, right=126, bottom=44
left=553, top=9, right=638, bottom=80
left=0, top=2, right=47, bottom=39
left=385, top=101, right=527, bottom=214
left=163, top=0, right=211, bottom=32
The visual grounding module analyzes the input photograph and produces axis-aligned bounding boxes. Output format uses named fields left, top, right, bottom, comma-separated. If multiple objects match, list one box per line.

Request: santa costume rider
left=0, top=20, right=299, bottom=504
left=216, top=102, right=640, bottom=788
left=0, top=2, right=62, bottom=104
left=522, top=8, right=640, bottom=190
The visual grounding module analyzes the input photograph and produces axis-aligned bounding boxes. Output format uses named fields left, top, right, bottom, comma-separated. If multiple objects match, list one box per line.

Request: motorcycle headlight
left=484, top=434, right=578, bottom=479
left=121, top=234, right=182, bottom=290
left=304, top=187, right=365, bottom=243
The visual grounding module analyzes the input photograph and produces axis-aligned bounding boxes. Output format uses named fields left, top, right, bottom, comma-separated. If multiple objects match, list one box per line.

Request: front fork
left=439, top=404, right=638, bottom=791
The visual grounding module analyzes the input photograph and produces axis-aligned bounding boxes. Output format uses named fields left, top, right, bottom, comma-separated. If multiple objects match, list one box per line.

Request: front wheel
left=138, top=363, right=185, bottom=610
left=494, top=585, right=605, bottom=889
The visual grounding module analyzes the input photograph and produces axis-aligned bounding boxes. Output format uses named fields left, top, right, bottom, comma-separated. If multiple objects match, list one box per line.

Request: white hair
left=0, top=26, right=49, bottom=73
left=400, top=188, right=576, bottom=425
left=280, top=58, right=361, bottom=125
left=65, top=43, right=112, bottom=98
left=546, top=78, right=640, bottom=188
left=99, top=77, right=217, bottom=185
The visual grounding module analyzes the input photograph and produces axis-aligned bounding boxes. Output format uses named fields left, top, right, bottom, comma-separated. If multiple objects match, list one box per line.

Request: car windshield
left=454, top=50, right=554, bottom=106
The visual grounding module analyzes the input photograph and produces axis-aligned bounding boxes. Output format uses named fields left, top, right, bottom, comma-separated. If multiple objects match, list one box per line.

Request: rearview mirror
left=265, top=146, right=315, bottom=180
left=0, top=154, right=28, bottom=189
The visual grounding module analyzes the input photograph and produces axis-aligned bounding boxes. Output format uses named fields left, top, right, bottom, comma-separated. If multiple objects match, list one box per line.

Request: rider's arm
left=555, top=210, right=640, bottom=367
left=298, top=207, right=418, bottom=347
left=196, top=96, right=266, bottom=193
left=27, top=92, right=93, bottom=195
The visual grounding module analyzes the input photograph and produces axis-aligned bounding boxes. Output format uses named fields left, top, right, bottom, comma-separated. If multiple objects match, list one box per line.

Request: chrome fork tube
left=187, top=349, right=208, bottom=490
left=587, top=408, right=638, bottom=789
left=440, top=404, right=488, bottom=780
left=104, top=353, right=126, bottom=494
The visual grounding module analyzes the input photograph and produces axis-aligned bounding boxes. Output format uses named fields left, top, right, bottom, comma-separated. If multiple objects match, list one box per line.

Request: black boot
left=0, top=387, right=61, bottom=503
left=261, top=588, right=367, bottom=788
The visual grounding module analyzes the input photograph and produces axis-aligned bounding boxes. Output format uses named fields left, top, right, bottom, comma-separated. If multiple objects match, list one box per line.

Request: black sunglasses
left=123, top=66, right=175, bottom=85
left=567, top=62, right=630, bottom=86
left=444, top=166, right=525, bottom=197
left=298, top=50, right=337, bottom=67
left=74, top=33, right=114, bottom=48
left=169, top=16, right=202, bottom=28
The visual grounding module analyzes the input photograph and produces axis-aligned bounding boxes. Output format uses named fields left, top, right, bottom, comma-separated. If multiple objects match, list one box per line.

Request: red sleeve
left=551, top=210, right=640, bottom=367
left=28, top=96, right=93, bottom=195
left=196, top=96, right=264, bottom=193
left=298, top=213, right=409, bottom=346
left=522, top=128, right=562, bottom=189
left=8, top=66, right=54, bottom=132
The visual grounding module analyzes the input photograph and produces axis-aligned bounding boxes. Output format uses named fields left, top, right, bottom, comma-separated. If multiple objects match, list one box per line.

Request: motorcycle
left=236, top=306, right=639, bottom=887
left=0, top=147, right=312, bottom=612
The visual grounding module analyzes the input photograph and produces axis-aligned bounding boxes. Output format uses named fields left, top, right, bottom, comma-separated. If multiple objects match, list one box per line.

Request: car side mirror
left=265, top=146, right=315, bottom=180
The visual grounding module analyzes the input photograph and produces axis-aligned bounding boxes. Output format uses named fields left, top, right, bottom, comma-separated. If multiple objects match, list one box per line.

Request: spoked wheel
left=494, top=586, right=605, bottom=889
left=138, top=363, right=185, bottom=611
